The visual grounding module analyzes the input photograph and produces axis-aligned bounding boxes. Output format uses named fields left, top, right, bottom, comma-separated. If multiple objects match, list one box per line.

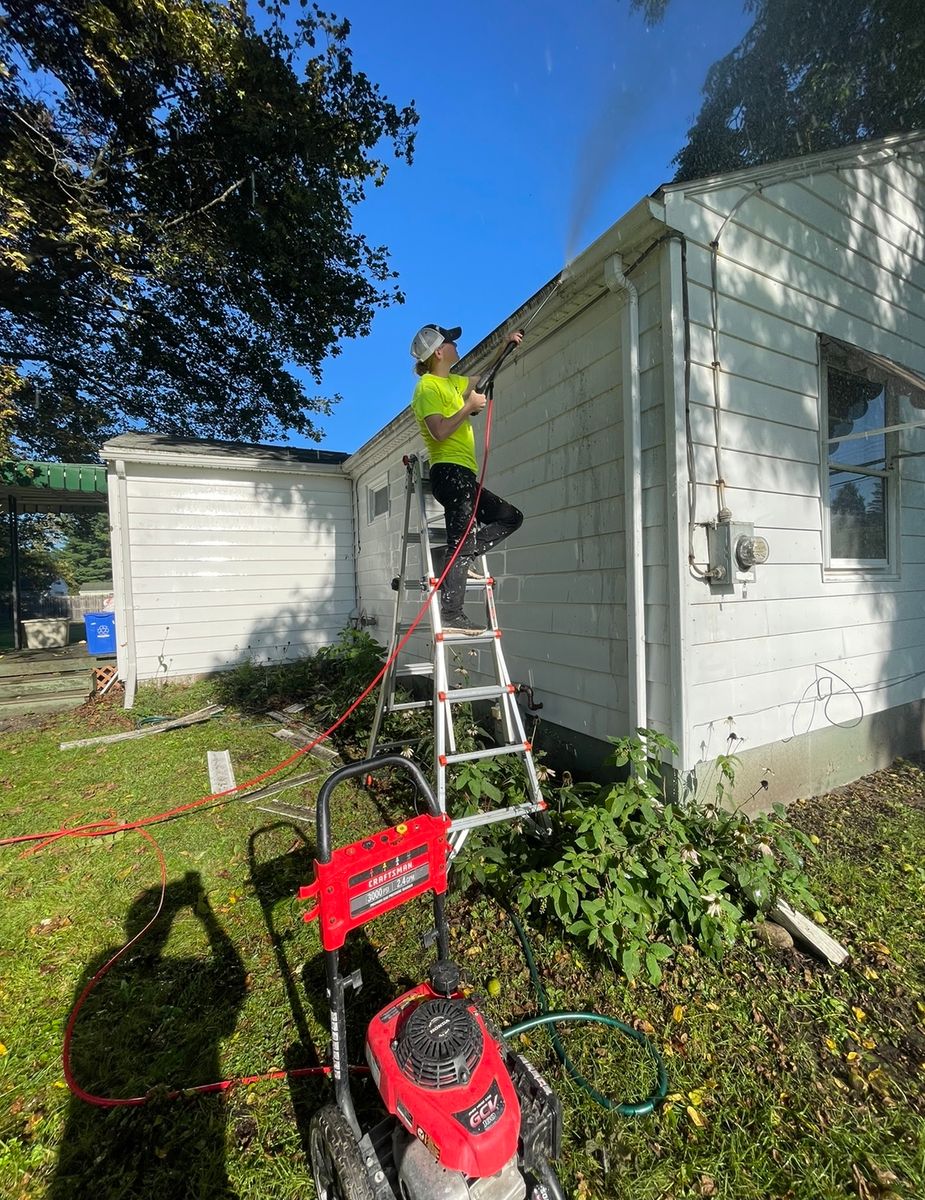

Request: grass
left=0, top=682, right=923, bottom=1200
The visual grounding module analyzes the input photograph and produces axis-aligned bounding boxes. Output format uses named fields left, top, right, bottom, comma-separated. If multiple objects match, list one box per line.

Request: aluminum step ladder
left=367, top=454, right=546, bottom=853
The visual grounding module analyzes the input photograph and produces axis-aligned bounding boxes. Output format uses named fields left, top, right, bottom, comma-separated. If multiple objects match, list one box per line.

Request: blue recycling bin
left=84, top=611, right=116, bottom=655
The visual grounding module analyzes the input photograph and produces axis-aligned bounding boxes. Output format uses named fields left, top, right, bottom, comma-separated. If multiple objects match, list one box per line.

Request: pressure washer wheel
left=309, top=1105, right=374, bottom=1200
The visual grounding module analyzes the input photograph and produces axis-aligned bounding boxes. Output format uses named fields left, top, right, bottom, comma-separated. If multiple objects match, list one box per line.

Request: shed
left=346, top=131, right=925, bottom=805
left=101, top=434, right=353, bottom=704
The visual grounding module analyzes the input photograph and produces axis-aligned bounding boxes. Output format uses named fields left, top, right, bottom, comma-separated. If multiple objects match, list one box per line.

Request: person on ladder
left=410, top=324, right=524, bottom=636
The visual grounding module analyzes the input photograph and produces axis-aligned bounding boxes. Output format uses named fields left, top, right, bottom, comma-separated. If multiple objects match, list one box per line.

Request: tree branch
left=163, top=177, right=247, bottom=229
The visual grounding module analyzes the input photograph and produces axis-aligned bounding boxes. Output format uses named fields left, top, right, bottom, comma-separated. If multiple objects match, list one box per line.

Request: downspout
left=110, top=459, right=138, bottom=708
left=604, top=254, right=646, bottom=736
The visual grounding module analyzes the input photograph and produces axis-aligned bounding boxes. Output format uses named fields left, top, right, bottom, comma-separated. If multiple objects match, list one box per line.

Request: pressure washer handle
left=315, top=755, right=440, bottom=862
left=476, top=337, right=518, bottom=395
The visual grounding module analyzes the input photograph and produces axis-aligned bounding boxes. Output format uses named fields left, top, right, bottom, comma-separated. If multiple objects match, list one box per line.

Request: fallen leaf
left=672, top=1005, right=685, bottom=1023
left=686, top=1106, right=706, bottom=1129
left=700, top=1174, right=717, bottom=1196
left=864, top=1157, right=898, bottom=1189
left=0, top=1043, right=7, bottom=1056
left=851, top=1007, right=867, bottom=1023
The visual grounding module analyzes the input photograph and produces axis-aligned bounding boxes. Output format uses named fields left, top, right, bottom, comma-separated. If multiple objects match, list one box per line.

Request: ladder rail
left=367, top=454, right=547, bottom=853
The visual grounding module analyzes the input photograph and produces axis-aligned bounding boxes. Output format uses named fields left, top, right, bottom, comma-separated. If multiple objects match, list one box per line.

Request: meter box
left=706, top=522, right=770, bottom=586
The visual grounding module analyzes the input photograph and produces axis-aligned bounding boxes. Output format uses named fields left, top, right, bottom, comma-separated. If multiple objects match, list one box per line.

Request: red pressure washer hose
left=12, top=361, right=509, bottom=1107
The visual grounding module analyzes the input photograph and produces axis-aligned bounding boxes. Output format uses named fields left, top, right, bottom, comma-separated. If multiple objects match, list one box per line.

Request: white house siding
left=481, top=289, right=629, bottom=741
left=663, top=143, right=925, bottom=796
left=346, top=240, right=671, bottom=751
left=104, top=443, right=355, bottom=683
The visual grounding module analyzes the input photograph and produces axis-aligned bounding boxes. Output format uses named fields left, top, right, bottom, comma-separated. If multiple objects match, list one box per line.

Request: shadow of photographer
left=50, top=871, right=246, bottom=1200
left=247, top=821, right=412, bottom=1155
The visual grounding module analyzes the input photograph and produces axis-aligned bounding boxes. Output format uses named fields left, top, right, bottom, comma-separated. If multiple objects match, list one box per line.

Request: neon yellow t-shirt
left=411, top=373, right=477, bottom=474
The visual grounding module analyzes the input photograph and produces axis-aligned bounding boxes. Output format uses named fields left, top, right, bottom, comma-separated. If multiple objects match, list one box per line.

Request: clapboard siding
left=343, top=137, right=924, bottom=794
left=110, top=456, right=355, bottom=681
left=664, top=147, right=925, bottom=763
left=347, top=256, right=670, bottom=744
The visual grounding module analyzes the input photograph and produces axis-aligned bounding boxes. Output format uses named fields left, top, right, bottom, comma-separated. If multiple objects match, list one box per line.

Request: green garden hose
left=500, top=903, right=668, bottom=1117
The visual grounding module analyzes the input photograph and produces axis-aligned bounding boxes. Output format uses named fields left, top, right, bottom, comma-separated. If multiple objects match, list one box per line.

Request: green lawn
left=1, top=685, right=923, bottom=1199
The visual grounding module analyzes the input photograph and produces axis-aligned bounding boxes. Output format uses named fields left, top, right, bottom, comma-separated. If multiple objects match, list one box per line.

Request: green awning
left=1, top=460, right=107, bottom=495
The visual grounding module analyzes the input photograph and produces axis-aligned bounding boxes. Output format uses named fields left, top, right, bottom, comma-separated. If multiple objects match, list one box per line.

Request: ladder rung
left=441, top=742, right=531, bottom=766
left=438, top=685, right=511, bottom=704
left=449, top=799, right=546, bottom=833
left=397, top=663, right=434, bottom=677
left=390, top=700, right=432, bottom=712
left=439, top=630, right=498, bottom=643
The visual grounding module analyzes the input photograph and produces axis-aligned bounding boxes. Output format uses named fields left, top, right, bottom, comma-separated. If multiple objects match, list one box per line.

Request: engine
left=367, top=982, right=526, bottom=1198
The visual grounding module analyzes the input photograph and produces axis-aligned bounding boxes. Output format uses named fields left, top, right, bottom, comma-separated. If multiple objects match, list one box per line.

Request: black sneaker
left=441, top=613, right=487, bottom=637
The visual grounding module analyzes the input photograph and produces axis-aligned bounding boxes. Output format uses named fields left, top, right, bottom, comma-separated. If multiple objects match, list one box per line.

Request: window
left=367, top=477, right=389, bottom=523
left=821, top=337, right=923, bottom=572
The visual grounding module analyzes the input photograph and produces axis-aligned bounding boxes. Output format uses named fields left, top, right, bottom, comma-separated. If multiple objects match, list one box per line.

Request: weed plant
left=450, top=731, right=818, bottom=984
left=212, top=629, right=386, bottom=745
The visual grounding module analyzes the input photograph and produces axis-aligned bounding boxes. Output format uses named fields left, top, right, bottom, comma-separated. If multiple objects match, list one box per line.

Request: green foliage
left=211, top=627, right=385, bottom=740
left=0, top=511, right=69, bottom=592
left=56, top=512, right=113, bottom=589
left=0, top=0, right=417, bottom=459
left=671, top=0, right=925, bottom=180
left=459, top=731, right=818, bottom=984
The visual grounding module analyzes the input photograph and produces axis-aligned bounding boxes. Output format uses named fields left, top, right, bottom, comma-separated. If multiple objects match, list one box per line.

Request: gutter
left=604, top=254, right=646, bottom=737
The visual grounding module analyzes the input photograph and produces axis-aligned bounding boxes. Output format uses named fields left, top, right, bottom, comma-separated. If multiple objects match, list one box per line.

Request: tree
left=0, top=512, right=70, bottom=593
left=630, top=0, right=925, bottom=182
left=0, top=0, right=416, bottom=460
left=57, top=512, right=113, bottom=588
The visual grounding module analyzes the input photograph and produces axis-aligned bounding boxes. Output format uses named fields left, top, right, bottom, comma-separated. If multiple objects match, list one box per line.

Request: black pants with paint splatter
left=429, top=463, right=523, bottom=617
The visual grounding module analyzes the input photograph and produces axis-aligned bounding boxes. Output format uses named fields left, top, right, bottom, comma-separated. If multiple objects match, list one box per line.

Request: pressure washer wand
left=475, top=275, right=562, bottom=394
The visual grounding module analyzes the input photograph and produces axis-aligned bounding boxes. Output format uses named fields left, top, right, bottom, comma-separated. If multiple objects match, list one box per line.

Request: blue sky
left=300, top=0, right=753, bottom=454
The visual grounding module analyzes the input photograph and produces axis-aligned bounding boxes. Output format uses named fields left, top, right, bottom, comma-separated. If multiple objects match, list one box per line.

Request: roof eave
left=660, top=128, right=925, bottom=200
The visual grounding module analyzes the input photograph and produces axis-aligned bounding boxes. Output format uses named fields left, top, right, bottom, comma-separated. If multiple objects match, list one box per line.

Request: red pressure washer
left=299, top=756, right=566, bottom=1200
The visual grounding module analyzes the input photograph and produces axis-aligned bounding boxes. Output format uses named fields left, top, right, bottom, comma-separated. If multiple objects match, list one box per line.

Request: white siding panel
left=123, top=463, right=354, bottom=681
left=347, top=281, right=650, bottom=744
left=669, top=151, right=925, bottom=770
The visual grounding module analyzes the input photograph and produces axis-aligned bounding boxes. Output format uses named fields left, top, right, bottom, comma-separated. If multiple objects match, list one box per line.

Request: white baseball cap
left=410, top=324, right=462, bottom=362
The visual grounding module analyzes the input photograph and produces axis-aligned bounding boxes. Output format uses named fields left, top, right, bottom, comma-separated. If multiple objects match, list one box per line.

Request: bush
left=457, top=730, right=818, bottom=984
left=212, top=629, right=386, bottom=741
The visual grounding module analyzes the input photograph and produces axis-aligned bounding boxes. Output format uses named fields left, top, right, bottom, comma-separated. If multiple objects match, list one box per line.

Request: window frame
left=366, top=474, right=390, bottom=525
left=819, top=338, right=901, bottom=579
